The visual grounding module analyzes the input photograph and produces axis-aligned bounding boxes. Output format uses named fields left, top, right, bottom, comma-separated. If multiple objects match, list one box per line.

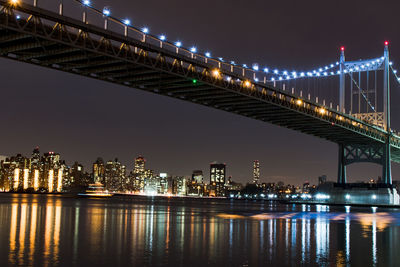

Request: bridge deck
left=1, top=1, right=400, bottom=162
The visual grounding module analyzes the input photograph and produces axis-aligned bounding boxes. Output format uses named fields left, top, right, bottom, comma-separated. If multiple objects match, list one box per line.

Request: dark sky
left=1, top=0, right=400, bottom=185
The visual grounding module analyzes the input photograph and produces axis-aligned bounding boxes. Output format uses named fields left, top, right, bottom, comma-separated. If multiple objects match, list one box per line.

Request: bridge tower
left=337, top=43, right=392, bottom=185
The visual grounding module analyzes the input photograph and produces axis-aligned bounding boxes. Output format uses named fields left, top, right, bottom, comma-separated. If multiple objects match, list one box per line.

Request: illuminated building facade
left=253, top=160, right=260, bottom=184
left=210, top=163, right=226, bottom=197
left=192, top=170, right=203, bottom=184
left=93, top=157, right=105, bottom=184
left=104, top=158, right=126, bottom=192
left=187, top=170, right=204, bottom=196
left=133, top=156, right=146, bottom=190
left=0, top=148, right=68, bottom=192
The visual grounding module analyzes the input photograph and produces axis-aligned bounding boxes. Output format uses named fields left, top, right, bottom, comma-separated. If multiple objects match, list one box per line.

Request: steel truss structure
left=338, top=143, right=391, bottom=184
left=0, top=1, right=400, bottom=183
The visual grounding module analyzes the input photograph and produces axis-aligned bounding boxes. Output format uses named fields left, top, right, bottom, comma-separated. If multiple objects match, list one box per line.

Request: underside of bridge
left=0, top=1, right=399, bottom=184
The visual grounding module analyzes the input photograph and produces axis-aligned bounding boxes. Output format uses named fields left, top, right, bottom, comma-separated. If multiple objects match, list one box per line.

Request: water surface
left=0, top=194, right=399, bottom=266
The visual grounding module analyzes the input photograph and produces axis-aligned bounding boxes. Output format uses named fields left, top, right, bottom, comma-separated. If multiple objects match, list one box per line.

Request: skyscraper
left=93, top=157, right=105, bottom=184
left=104, top=158, right=126, bottom=192
left=134, top=156, right=145, bottom=176
left=133, top=156, right=146, bottom=190
left=253, top=160, right=260, bottom=184
left=210, top=162, right=226, bottom=197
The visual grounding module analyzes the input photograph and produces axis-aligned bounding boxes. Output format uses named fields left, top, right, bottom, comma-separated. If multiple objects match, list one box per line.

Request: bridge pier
left=383, top=142, right=392, bottom=184
left=337, top=144, right=347, bottom=184
left=337, top=143, right=392, bottom=185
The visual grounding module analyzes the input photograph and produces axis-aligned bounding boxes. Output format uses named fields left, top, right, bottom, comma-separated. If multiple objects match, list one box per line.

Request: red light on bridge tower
left=340, top=46, right=345, bottom=52
left=384, top=41, right=389, bottom=46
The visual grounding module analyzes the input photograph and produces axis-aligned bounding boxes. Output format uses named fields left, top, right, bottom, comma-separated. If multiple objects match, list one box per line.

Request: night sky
left=1, top=0, right=400, bottom=185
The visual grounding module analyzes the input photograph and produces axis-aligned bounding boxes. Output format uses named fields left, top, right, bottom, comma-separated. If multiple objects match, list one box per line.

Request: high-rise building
left=253, top=160, right=260, bottom=184
left=134, top=156, right=146, bottom=176
left=104, top=158, right=126, bottom=192
left=210, top=162, right=226, bottom=197
left=93, top=157, right=105, bottom=184
left=133, top=156, right=146, bottom=191
left=70, top=162, right=90, bottom=188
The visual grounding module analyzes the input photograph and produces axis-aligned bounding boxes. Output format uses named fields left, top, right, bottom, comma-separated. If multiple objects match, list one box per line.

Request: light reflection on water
left=0, top=195, right=399, bottom=266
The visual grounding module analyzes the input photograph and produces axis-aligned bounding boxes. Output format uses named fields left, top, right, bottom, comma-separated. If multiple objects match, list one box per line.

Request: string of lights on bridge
left=10, top=0, right=400, bottom=86
left=75, top=0, right=373, bottom=82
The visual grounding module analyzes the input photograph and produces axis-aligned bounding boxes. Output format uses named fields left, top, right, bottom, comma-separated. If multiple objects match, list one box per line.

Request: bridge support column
left=383, top=142, right=392, bottom=184
left=337, top=144, right=347, bottom=184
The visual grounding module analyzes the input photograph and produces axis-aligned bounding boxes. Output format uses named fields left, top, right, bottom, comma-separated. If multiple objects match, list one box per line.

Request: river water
left=0, top=194, right=399, bottom=266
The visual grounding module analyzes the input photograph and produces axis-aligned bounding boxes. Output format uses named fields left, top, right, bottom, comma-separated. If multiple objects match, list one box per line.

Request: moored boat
left=78, top=183, right=113, bottom=198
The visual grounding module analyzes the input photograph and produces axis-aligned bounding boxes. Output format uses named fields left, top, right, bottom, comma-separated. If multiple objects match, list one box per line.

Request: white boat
left=78, top=183, right=113, bottom=198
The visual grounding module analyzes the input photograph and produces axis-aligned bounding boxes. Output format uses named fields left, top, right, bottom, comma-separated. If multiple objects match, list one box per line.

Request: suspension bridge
left=1, top=0, right=400, bottom=189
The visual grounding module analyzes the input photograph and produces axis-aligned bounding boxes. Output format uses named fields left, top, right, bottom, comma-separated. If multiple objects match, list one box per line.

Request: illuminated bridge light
left=279, top=77, right=283, bottom=80
left=271, top=77, right=275, bottom=81
left=159, top=35, right=166, bottom=41
left=244, top=81, right=252, bottom=87
left=212, top=69, right=220, bottom=78
left=205, top=52, right=211, bottom=57
left=274, top=69, right=279, bottom=74
left=296, top=99, right=303, bottom=105
left=83, top=0, right=91, bottom=6
left=123, top=19, right=131, bottom=25
left=263, top=68, right=269, bottom=73
left=230, top=61, right=235, bottom=65
left=190, top=47, right=197, bottom=53
left=319, top=108, right=326, bottom=115
left=142, top=27, right=149, bottom=33
left=252, top=65, right=259, bottom=71
left=103, top=8, right=111, bottom=16
left=175, top=41, right=182, bottom=47
left=283, top=71, right=288, bottom=75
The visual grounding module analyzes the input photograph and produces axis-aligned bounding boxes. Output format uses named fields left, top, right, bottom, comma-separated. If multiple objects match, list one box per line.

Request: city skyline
left=0, top=146, right=276, bottom=185
left=1, top=0, right=400, bottom=185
